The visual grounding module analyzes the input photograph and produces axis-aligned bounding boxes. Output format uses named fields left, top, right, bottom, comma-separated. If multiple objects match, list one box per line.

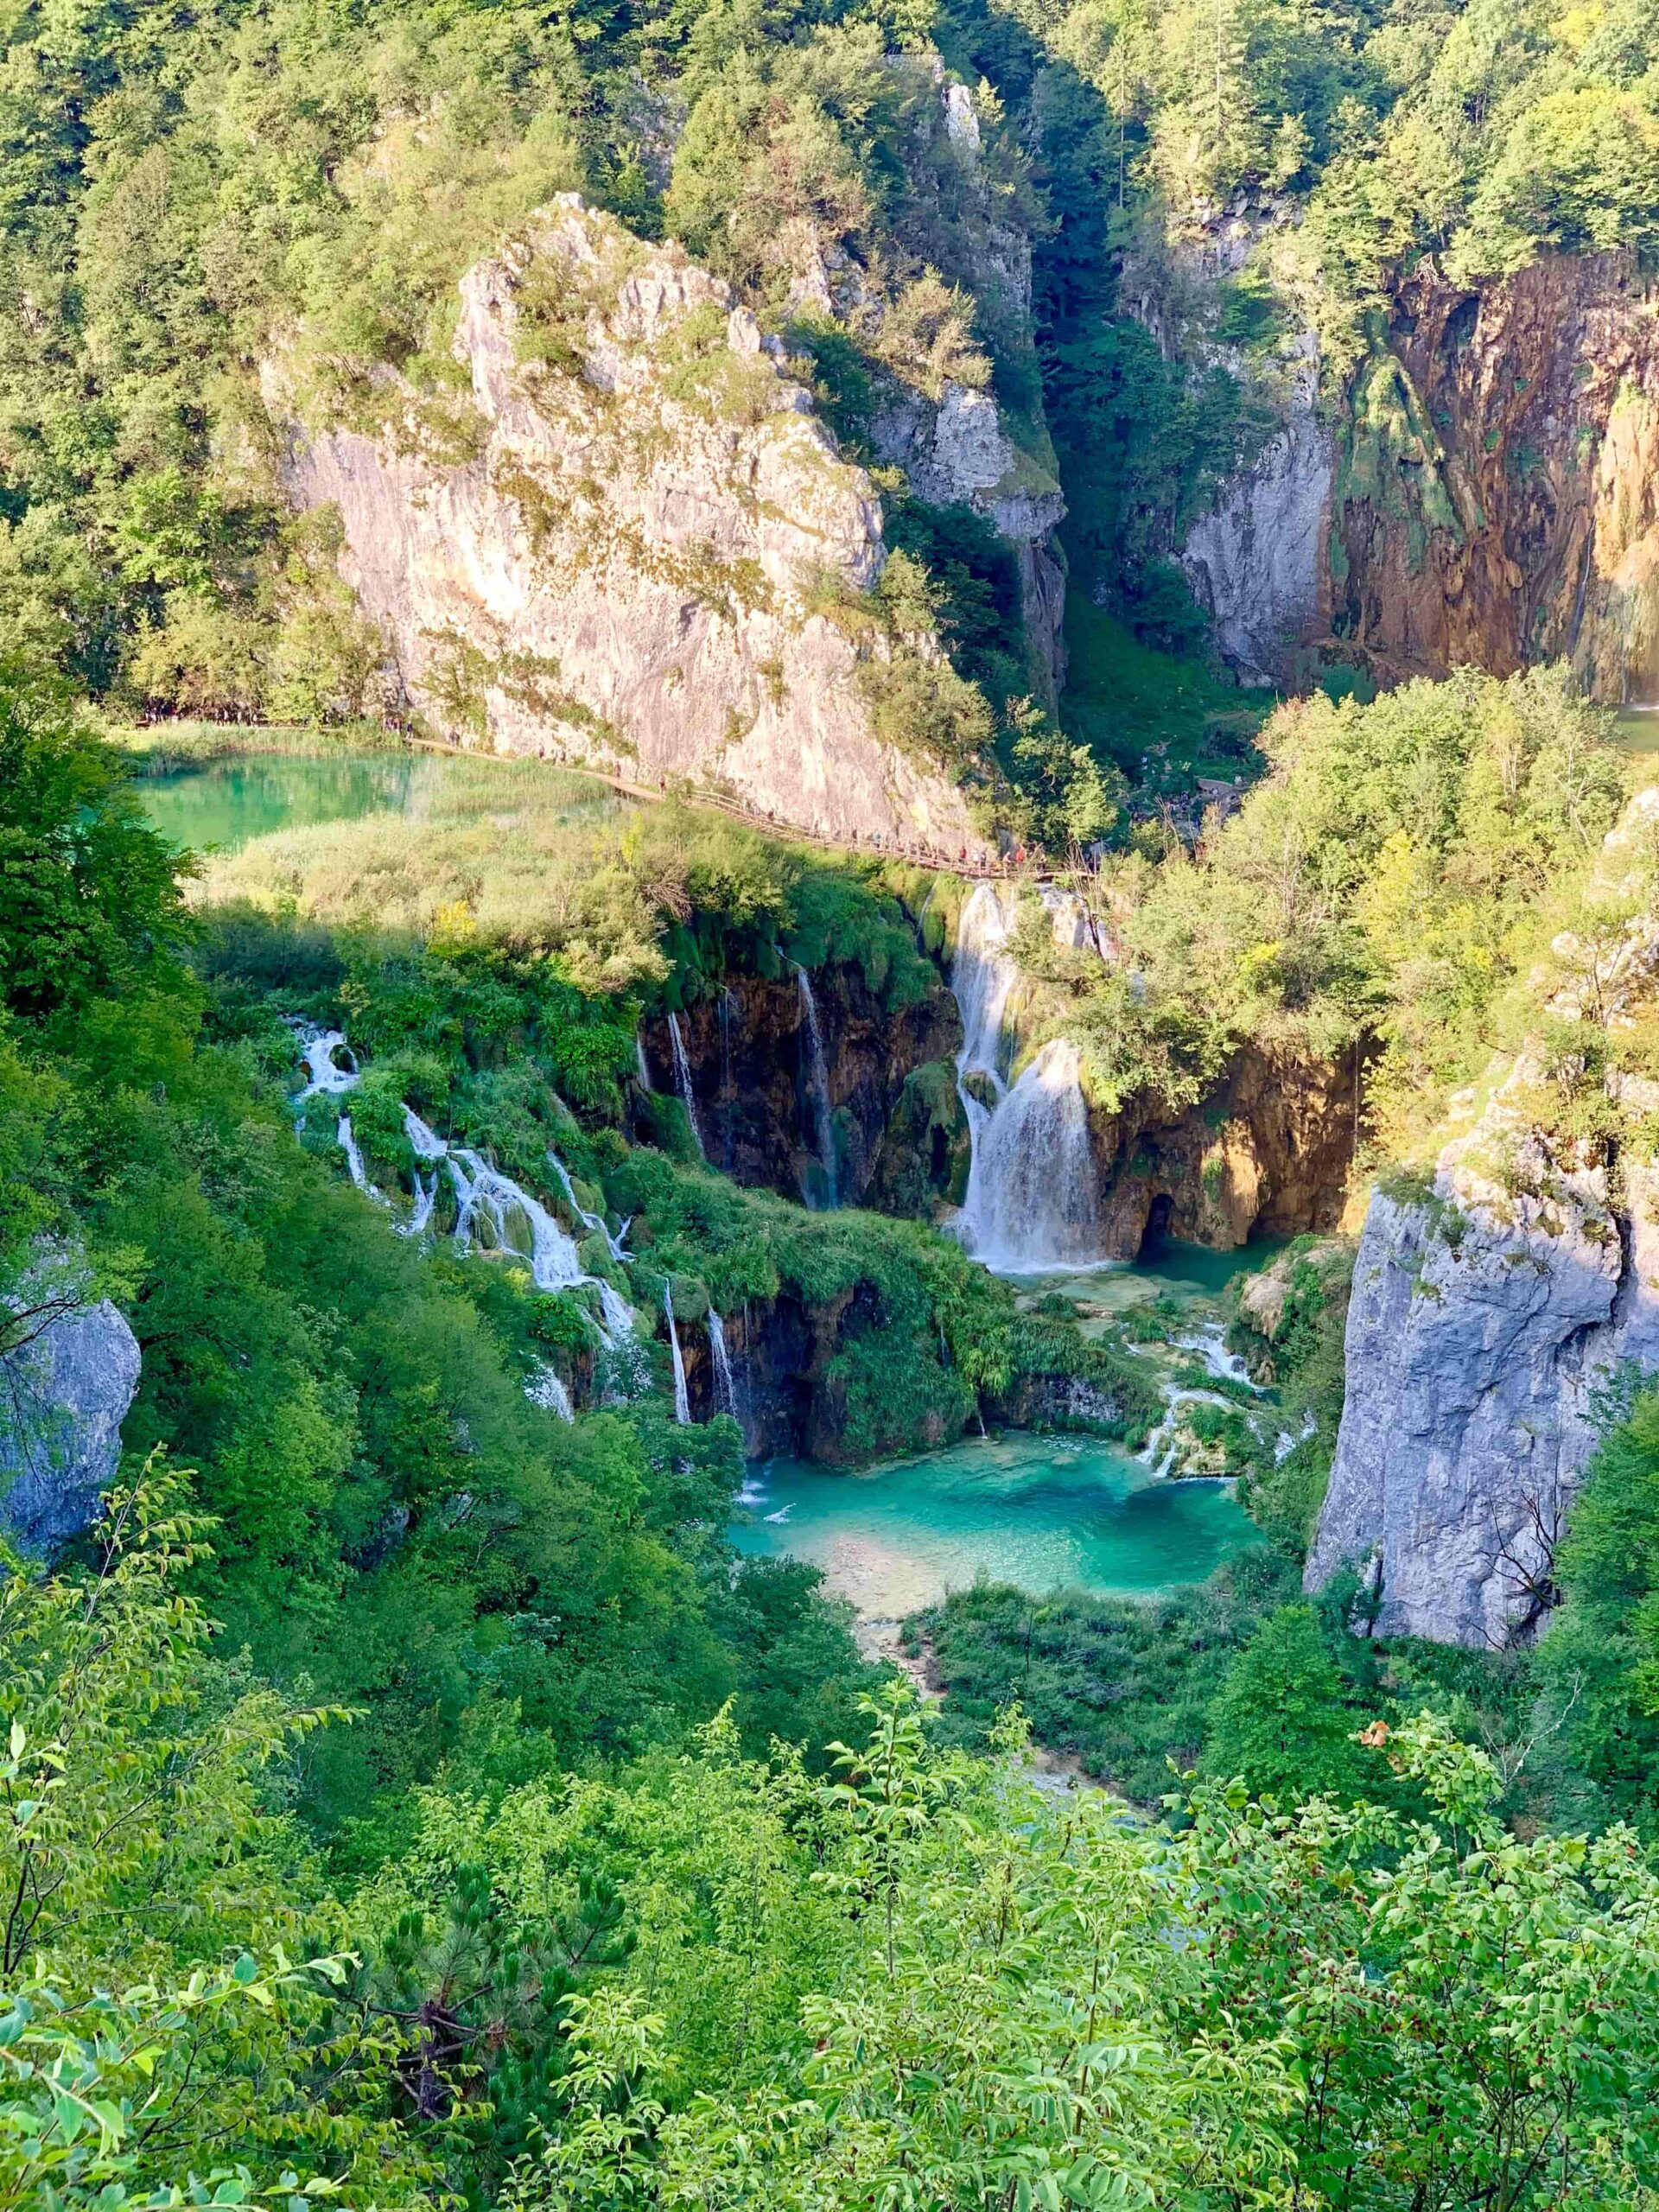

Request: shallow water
left=137, top=748, right=619, bottom=855
left=733, top=1239, right=1269, bottom=1612
left=729, top=1433, right=1254, bottom=1616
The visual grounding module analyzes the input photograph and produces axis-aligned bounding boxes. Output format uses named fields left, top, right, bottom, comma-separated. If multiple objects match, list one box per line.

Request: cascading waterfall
left=664, top=1283, right=691, bottom=1424
left=635, top=1033, right=653, bottom=1091
left=526, top=1366, right=575, bottom=1421
left=950, top=884, right=1107, bottom=1272
left=548, top=1153, right=632, bottom=1264
left=296, top=1027, right=359, bottom=1099
left=337, top=1115, right=387, bottom=1205
left=404, top=1109, right=636, bottom=1341
left=289, top=1031, right=638, bottom=1417
left=666, top=1012, right=705, bottom=1158
left=794, top=966, right=837, bottom=1208
left=707, top=1307, right=737, bottom=1420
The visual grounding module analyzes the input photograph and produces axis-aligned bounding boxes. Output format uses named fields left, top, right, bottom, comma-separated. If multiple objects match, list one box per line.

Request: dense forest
left=6, top=0, right=1659, bottom=2200
left=2, top=0, right=1653, bottom=785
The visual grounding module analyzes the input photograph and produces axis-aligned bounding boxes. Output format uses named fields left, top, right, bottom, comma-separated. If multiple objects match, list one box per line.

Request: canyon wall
left=1325, top=253, right=1659, bottom=702
left=278, top=198, right=994, bottom=857
left=639, top=962, right=967, bottom=1215
left=1176, top=242, right=1659, bottom=702
left=1307, top=793, right=1659, bottom=1644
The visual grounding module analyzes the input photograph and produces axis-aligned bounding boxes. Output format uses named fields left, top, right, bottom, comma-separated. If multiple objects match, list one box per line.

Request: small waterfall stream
left=950, top=885, right=1105, bottom=1271
left=290, top=1027, right=637, bottom=1406
left=794, top=966, right=837, bottom=1208
left=707, top=1307, right=737, bottom=1419
left=666, top=1012, right=705, bottom=1158
left=664, top=1283, right=691, bottom=1424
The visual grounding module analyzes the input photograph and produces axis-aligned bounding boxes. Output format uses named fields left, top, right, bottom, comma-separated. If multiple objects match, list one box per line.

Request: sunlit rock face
left=277, top=197, right=992, bottom=859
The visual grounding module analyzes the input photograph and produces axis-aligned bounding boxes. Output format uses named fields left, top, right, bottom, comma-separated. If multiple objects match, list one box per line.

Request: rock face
left=0, top=1301, right=142, bottom=1552
left=1088, top=1042, right=1361, bottom=1259
left=639, top=961, right=965, bottom=1215
left=279, top=198, right=992, bottom=856
left=1166, top=237, right=1659, bottom=700
left=1181, top=346, right=1332, bottom=688
left=1324, top=253, right=1659, bottom=702
left=1308, top=796, right=1659, bottom=1643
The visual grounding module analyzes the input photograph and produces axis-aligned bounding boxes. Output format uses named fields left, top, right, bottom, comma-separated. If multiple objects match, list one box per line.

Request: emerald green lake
left=138, top=753, right=425, bottom=852
left=729, top=1433, right=1254, bottom=1617
left=733, top=1243, right=1268, bottom=1613
left=135, top=747, right=622, bottom=855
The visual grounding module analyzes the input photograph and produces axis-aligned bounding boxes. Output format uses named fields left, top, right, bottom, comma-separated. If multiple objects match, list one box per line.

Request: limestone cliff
left=1307, top=791, right=1659, bottom=1644
left=278, top=198, right=994, bottom=856
left=1, top=1295, right=142, bottom=1552
left=1175, top=238, right=1659, bottom=702
left=1324, top=253, right=1659, bottom=702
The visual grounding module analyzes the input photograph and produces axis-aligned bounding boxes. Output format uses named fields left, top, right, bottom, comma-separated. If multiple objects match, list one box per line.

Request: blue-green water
left=733, top=1242, right=1268, bottom=1612
left=136, top=747, right=621, bottom=855
left=730, top=1433, right=1252, bottom=1616
left=138, top=753, right=423, bottom=853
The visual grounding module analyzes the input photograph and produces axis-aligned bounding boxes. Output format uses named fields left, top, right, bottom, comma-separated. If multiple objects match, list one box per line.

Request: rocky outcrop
left=1154, top=226, right=1659, bottom=701
left=278, top=198, right=993, bottom=856
left=1, top=1300, right=142, bottom=1552
left=1181, top=341, right=1332, bottom=688
left=639, top=961, right=965, bottom=1214
left=1307, top=792, right=1659, bottom=1643
left=1087, top=1042, right=1362, bottom=1260
left=1323, top=252, right=1659, bottom=702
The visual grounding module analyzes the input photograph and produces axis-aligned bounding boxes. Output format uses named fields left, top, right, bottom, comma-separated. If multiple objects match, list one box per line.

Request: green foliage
left=1036, top=666, right=1624, bottom=1137
left=1204, top=1600, right=1373, bottom=1800
left=0, top=660, right=190, bottom=1022
left=1535, top=1383, right=1659, bottom=1834
left=918, top=1550, right=1300, bottom=1798
left=0, top=1459, right=430, bottom=2206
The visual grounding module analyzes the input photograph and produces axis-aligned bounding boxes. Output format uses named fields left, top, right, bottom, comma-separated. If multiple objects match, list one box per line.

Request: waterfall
left=950, top=884, right=1105, bottom=1272
left=548, top=1153, right=631, bottom=1262
left=635, top=1031, right=653, bottom=1091
left=336, top=1114, right=386, bottom=1204
left=400, top=1103, right=635, bottom=1342
left=296, top=1027, right=359, bottom=1099
left=399, top=1172, right=438, bottom=1239
left=707, top=1307, right=737, bottom=1419
left=664, top=1283, right=691, bottom=1424
left=666, top=1012, right=704, bottom=1158
left=526, top=1364, right=575, bottom=1421
left=794, top=966, right=837, bottom=1208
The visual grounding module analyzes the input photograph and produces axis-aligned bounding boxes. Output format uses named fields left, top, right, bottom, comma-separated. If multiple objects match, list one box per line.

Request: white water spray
left=635, top=1032, right=653, bottom=1092
left=666, top=1012, right=705, bottom=1158
left=526, top=1365, right=575, bottom=1421
left=296, top=1027, right=360, bottom=1100
left=398, top=1109, right=637, bottom=1345
left=794, top=966, right=837, bottom=1208
left=664, top=1283, right=691, bottom=1424
left=707, top=1307, right=737, bottom=1419
left=950, top=885, right=1105, bottom=1271
left=336, top=1114, right=388, bottom=1205
left=549, top=1153, right=631, bottom=1263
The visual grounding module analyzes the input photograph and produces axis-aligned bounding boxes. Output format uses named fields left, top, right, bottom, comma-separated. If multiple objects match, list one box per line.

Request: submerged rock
left=0, top=1300, right=142, bottom=1552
